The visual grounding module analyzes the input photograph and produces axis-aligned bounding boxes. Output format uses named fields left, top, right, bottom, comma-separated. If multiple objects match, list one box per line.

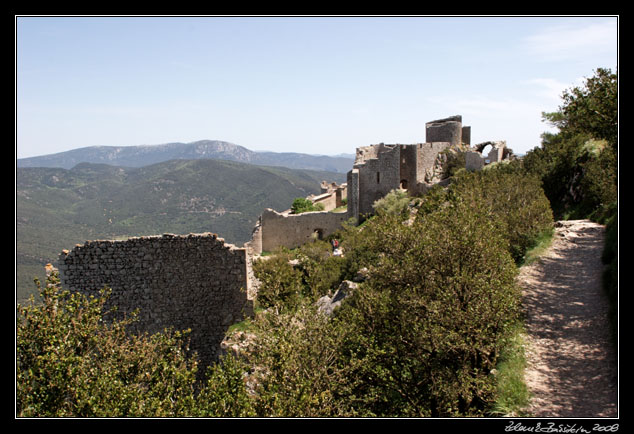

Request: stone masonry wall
left=311, top=192, right=338, bottom=211
left=347, top=168, right=360, bottom=223
left=425, top=115, right=463, bottom=145
left=417, top=142, right=452, bottom=184
left=259, top=208, right=349, bottom=253
left=356, top=144, right=401, bottom=218
left=58, top=233, right=253, bottom=368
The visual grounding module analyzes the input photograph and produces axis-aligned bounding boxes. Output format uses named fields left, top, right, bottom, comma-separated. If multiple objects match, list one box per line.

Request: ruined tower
left=425, top=115, right=471, bottom=146
left=346, top=142, right=453, bottom=223
left=347, top=115, right=479, bottom=223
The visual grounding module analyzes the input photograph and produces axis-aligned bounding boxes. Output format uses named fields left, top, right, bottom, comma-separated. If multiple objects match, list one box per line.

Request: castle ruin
left=346, top=115, right=507, bottom=223
left=56, top=115, right=510, bottom=367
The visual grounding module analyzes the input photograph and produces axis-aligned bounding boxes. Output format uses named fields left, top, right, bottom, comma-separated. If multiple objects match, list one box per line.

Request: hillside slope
left=16, top=159, right=346, bottom=302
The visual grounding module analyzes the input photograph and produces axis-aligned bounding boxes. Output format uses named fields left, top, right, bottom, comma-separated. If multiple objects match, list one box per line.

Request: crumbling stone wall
left=466, top=141, right=508, bottom=170
left=310, top=192, right=338, bottom=211
left=346, top=141, right=452, bottom=222
left=57, top=233, right=253, bottom=368
left=257, top=208, right=349, bottom=253
left=349, top=144, right=402, bottom=219
left=307, top=181, right=348, bottom=212
left=416, top=142, right=453, bottom=184
left=347, top=168, right=360, bottom=223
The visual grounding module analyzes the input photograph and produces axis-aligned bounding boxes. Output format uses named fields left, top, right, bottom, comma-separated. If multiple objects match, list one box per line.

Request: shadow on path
left=519, top=220, right=617, bottom=418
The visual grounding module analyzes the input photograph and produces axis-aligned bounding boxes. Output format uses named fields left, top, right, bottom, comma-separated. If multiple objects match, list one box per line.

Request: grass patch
left=226, top=307, right=265, bottom=334
left=491, top=323, right=532, bottom=417
left=519, top=228, right=554, bottom=267
left=227, top=317, right=254, bottom=334
left=490, top=228, right=556, bottom=416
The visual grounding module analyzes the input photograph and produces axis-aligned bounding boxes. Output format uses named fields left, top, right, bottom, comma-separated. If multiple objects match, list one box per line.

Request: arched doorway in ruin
left=312, top=229, right=324, bottom=241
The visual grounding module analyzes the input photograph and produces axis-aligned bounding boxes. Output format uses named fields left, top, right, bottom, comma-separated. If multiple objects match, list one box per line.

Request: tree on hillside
left=523, top=67, right=617, bottom=220
left=542, top=67, right=617, bottom=150
left=290, top=197, right=324, bottom=214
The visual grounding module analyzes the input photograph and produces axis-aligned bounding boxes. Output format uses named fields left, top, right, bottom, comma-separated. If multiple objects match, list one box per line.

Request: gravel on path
left=518, top=220, right=618, bottom=418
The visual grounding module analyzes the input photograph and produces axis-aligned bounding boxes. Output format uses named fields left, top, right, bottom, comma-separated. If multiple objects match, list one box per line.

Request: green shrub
left=522, top=134, right=617, bottom=222
left=290, top=197, right=323, bottom=214
left=581, top=145, right=617, bottom=220
left=294, top=240, right=347, bottom=301
left=255, top=240, right=348, bottom=309
left=252, top=251, right=304, bottom=311
left=243, top=303, right=356, bottom=417
left=601, top=206, right=618, bottom=349
left=372, top=188, right=411, bottom=219
left=522, top=68, right=617, bottom=221
left=335, top=219, right=382, bottom=281
left=16, top=271, right=199, bottom=417
left=443, top=165, right=554, bottom=263
left=335, top=199, right=522, bottom=417
left=195, top=353, right=256, bottom=417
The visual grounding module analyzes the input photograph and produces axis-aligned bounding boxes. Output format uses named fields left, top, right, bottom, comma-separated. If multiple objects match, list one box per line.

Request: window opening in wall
left=400, top=179, right=408, bottom=190
left=377, top=172, right=380, bottom=183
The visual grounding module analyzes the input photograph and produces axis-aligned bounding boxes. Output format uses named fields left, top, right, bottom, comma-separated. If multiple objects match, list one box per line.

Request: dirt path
left=518, top=220, right=618, bottom=418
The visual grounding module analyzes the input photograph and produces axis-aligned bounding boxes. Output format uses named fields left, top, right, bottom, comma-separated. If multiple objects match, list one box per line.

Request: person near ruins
left=331, top=238, right=343, bottom=256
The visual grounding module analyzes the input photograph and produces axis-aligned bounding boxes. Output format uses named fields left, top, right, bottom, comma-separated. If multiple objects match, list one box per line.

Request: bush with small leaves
left=372, top=188, right=411, bottom=219
left=16, top=271, right=199, bottom=417
left=443, top=164, right=554, bottom=263
left=290, top=197, right=324, bottom=214
left=252, top=250, right=304, bottom=311
left=334, top=199, right=522, bottom=417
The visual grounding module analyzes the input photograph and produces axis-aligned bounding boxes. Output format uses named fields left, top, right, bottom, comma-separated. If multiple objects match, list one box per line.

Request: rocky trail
left=518, top=220, right=618, bottom=418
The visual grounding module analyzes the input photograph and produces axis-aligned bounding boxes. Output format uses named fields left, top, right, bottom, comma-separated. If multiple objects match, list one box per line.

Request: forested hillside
left=16, top=159, right=345, bottom=302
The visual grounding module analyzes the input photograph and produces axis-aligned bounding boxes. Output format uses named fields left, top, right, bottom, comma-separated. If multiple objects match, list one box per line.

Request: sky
left=15, top=16, right=618, bottom=159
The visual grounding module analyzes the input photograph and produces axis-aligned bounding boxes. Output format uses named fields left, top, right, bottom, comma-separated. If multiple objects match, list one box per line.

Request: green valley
left=16, top=158, right=345, bottom=302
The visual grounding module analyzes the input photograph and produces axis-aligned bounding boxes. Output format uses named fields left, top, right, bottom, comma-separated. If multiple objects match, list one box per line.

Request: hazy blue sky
left=16, top=16, right=618, bottom=159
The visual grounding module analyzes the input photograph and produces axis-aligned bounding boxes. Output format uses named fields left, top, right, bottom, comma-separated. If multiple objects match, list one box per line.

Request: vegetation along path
left=518, top=219, right=618, bottom=417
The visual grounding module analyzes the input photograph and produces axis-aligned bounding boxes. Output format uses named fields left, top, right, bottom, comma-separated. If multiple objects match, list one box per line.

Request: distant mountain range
left=17, top=140, right=354, bottom=173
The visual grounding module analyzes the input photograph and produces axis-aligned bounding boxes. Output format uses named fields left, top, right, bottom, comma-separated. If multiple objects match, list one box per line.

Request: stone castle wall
left=352, top=144, right=402, bottom=218
left=417, top=142, right=452, bottom=184
left=311, top=192, right=338, bottom=211
left=346, top=142, right=453, bottom=222
left=258, top=208, right=349, bottom=253
left=58, top=233, right=253, bottom=368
